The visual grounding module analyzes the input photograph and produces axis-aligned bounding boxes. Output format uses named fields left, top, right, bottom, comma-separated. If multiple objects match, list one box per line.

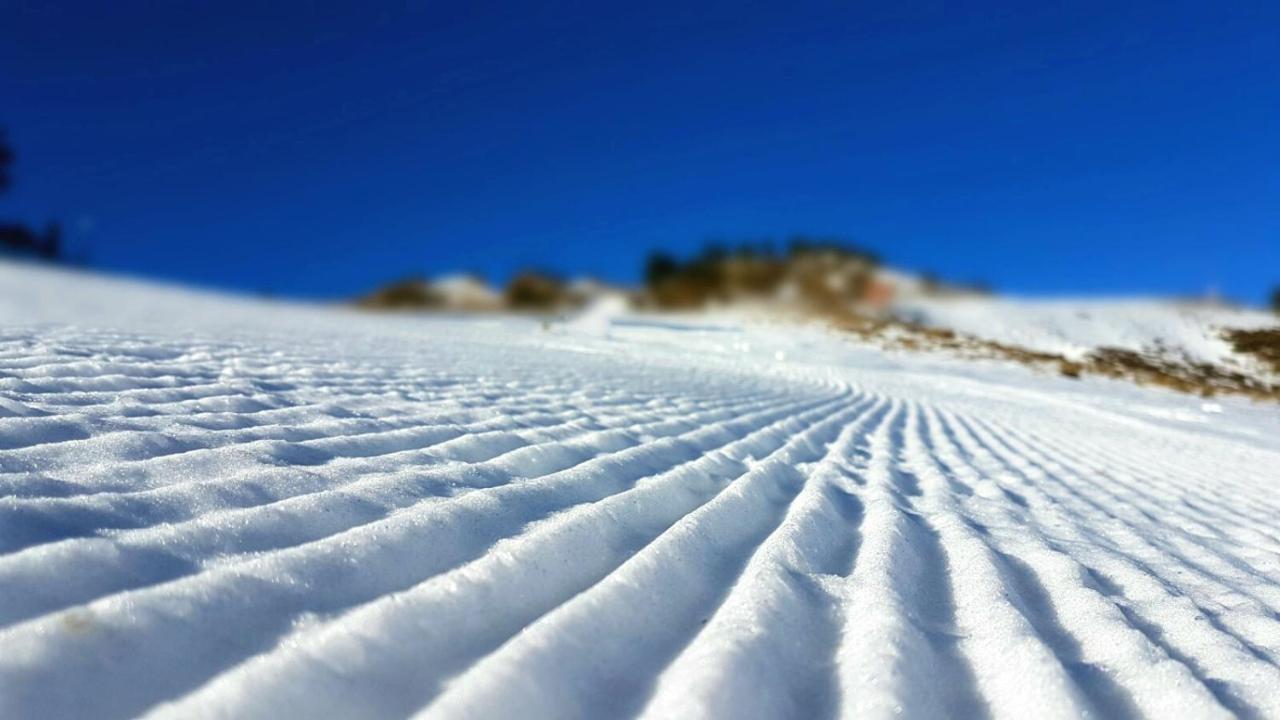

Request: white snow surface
left=896, top=295, right=1280, bottom=369
left=429, top=274, right=501, bottom=309
left=2, top=261, right=1280, bottom=720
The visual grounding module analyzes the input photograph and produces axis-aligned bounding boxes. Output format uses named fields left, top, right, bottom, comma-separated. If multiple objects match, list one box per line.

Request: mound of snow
left=896, top=295, right=1280, bottom=367
left=430, top=274, right=502, bottom=311
left=564, top=295, right=629, bottom=339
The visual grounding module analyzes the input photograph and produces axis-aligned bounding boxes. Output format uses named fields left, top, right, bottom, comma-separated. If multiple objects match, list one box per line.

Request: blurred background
left=2, top=0, right=1277, bottom=306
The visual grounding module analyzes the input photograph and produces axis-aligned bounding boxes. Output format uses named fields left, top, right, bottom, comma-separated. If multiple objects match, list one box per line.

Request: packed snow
left=2, top=261, right=1280, bottom=720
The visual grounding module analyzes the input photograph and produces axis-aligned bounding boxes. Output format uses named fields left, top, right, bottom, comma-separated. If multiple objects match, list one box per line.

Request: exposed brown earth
left=355, top=277, right=444, bottom=310
left=642, top=243, right=881, bottom=310
left=1223, top=327, right=1280, bottom=375
left=505, top=272, right=570, bottom=311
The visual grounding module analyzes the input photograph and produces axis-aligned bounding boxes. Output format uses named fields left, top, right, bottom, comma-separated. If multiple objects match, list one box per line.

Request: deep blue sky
left=3, top=1, right=1277, bottom=302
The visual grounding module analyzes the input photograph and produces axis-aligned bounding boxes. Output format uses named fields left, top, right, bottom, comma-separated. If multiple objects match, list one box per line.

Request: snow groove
left=144, top=395, right=875, bottom=720
left=3, top=268, right=1280, bottom=719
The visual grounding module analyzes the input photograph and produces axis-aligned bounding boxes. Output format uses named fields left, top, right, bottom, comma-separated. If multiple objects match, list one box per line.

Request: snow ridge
left=2, top=265, right=1280, bottom=719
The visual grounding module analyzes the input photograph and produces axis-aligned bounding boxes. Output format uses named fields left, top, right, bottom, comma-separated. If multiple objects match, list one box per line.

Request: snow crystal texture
left=2, top=262, right=1280, bottom=720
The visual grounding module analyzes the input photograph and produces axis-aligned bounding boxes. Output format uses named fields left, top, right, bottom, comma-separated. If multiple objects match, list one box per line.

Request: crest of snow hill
left=358, top=241, right=1280, bottom=401
left=356, top=241, right=978, bottom=314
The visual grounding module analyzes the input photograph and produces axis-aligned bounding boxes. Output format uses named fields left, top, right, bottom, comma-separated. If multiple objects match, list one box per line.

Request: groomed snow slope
left=2, top=262, right=1280, bottom=720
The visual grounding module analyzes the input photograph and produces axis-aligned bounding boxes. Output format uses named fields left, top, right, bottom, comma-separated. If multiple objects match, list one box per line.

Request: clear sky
left=3, top=1, right=1277, bottom=302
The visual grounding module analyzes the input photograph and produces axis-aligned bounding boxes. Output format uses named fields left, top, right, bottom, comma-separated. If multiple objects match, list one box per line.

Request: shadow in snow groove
left=951, top=412, right=1264, bottom=720
left=882, top=406, right=989, bottom=720
left=993, top=549, right=1142, bottom=720
left=1080, top=564, right=1258, bottom=720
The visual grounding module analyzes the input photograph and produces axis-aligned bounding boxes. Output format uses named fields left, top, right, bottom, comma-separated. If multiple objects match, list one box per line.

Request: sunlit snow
left=2, top=262, right=1279, bottom=720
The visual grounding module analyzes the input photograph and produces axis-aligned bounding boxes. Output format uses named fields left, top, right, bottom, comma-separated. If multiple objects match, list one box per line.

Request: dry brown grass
left=355, top=278, right=443, bottom=310
left=1223, top=327, right=1280, bottom=375
left=505, top=272, right=569, bottom=311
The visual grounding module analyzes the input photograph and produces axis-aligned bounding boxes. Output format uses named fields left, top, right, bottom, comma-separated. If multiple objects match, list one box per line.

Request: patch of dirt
left=356, top=277, right=444, bottom=310
left=1223, top=327, right=1280, bottom=375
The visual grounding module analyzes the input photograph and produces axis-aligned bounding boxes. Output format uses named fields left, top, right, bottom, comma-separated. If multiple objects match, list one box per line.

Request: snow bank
left=896, top=295, right=1280, bottom=366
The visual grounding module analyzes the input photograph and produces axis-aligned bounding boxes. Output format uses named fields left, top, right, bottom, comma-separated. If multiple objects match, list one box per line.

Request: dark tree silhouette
left=40, top=221, right=62, bottom=260
left=0, top=129, right=13, bottom=194
left=0, top=128, right=64, bottom=261
left=644, top=252, right=678, bottom=287
left=1271, top=286, right=1280, bottom=314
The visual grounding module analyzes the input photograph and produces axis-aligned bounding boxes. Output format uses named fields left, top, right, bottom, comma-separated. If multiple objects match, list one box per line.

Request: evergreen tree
left=0, top=129, right=13, bottom=194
